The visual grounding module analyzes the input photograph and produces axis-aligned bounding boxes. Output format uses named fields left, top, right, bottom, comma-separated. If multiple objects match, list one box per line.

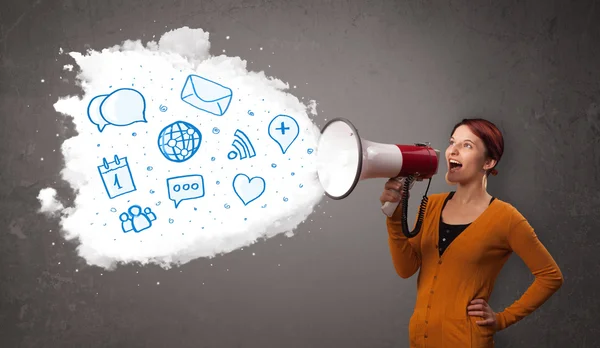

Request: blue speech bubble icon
left=268, top=115, right=299, bottom=154
left=87, top=94, right=109, bottom=132
left=166, top=174, right=205, bottom=208
left=87, top=88, right=147, bottom=132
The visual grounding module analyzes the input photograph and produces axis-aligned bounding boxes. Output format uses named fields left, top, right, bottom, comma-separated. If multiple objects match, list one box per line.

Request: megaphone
left=315, top=118, right=441, bottom=238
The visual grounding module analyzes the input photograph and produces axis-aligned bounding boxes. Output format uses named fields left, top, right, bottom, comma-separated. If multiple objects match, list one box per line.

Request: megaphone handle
left=382, top=200, right=400, bottom=217
left=381, top=177, right=414, bottom=217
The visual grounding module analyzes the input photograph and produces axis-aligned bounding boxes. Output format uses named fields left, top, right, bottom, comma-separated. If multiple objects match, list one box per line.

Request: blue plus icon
left=268, top=115, right=300, bottom=155
left=275, top=122, right=290, bottom=135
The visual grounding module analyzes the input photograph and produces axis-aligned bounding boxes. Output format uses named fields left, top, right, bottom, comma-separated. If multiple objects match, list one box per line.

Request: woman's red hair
left=451, top=118, right=504, bottom=176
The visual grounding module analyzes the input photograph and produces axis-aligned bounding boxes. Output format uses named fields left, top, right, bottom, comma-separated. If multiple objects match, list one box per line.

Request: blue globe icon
left=157, top=121, right=202, bottom=163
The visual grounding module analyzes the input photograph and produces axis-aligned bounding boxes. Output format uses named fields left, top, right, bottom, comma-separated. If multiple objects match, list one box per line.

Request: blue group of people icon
left=120, top=205, right=157, bottom=233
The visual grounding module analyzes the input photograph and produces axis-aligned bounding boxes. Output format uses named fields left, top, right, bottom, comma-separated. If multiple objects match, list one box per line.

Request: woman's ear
left=483, top=158, right=497, bottom=172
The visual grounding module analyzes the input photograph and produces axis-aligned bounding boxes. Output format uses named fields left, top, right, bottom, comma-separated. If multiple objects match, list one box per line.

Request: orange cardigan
left=387, top=192, right=563, bottom=348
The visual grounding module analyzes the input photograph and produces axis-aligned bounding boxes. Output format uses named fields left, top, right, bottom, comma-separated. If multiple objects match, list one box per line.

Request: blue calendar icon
left=98, top=155, right=137, bottom=199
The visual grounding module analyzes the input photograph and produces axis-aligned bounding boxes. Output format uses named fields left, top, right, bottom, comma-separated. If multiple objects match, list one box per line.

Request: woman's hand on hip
left=467, top=299, right=497, bottom=329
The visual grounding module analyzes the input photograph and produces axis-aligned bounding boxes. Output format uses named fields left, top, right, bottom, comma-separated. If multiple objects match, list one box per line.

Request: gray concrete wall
left=1, top=0, right=599, bottom=347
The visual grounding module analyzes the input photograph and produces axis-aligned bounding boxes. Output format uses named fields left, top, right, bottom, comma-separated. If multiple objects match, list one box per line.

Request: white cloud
left=37, top=187, right=65, bottom=215
left=46, top=27, right=324, bottom=270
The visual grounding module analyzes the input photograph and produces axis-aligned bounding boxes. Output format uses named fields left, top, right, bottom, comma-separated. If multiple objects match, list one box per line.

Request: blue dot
left=307, top=148, right=314, bottom=154
left=224, top=204, right=230, bottom=209
left=271, top=163, right=277, bottom=168
left=216, top=181, right=220, bottom=185
left=299, top=184, right=304, bottom=188
left=110, top=208, right=117, bottom=212
left=212, top=127, right=220, bottom=134
left=291, top=172, right=295, bottom=176
left=283, top=197, right=289, bottom=202
left=211, top=157, right=216, bottom=161
left=97, top=144, right=100, bottom=147
left=169, top=218, right=174, bottom=224
left=149, top=189, right=155, bottom=194
left=156, top=201, right=161, bottom=206
left=147, top=166, right=153, bottom=171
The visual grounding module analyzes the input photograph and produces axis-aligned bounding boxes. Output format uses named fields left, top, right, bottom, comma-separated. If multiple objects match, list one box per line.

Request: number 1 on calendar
left=113, top=174, right=123, bottom=190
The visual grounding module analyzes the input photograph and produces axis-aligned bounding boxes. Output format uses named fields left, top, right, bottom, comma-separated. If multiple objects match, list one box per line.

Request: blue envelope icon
left=180, top=74, right=233, bottom=116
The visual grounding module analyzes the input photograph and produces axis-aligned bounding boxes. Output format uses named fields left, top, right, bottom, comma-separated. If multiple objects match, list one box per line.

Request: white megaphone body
left=315, top=118, right=441, bottom=238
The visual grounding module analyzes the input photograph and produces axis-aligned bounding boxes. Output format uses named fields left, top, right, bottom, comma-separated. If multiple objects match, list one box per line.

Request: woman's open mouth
left=449, top=159, right=462, bottom=172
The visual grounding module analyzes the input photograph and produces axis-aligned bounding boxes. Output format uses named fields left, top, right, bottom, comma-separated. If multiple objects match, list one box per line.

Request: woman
left=380, top=118, right=563, bottom=347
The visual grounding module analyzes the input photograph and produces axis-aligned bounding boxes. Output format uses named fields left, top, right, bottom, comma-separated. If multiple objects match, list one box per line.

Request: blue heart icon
left=232, top=174, right=266, bottom=206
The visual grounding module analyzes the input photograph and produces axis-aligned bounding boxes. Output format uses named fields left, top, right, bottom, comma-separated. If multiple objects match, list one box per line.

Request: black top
left=438, top=191, right=496, bottom=256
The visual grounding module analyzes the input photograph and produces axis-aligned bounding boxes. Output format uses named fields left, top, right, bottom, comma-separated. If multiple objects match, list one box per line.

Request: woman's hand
left=379, top=178, right=409, bottom=206
left=467, top=299, right=498, bottom=329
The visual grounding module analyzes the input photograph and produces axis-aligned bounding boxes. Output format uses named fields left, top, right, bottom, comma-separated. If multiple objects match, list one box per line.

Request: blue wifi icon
left=228, top=129, right=256, bottom=160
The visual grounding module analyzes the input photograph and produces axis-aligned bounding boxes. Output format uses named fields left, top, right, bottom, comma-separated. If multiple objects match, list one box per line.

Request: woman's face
left=445, top=125, right=495, bottom=184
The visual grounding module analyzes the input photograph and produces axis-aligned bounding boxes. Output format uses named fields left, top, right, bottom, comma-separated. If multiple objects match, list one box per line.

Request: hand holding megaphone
left=380, top=177, right=416, bottom=217
left=316, top=118, right=440, bottom=238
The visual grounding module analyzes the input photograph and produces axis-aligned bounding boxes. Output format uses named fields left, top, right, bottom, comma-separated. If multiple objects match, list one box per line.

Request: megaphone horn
left=315, top=118, right=441, bottom=237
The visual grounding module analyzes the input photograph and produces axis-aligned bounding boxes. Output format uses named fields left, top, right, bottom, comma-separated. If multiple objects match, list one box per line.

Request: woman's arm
left=495, top=209, right=564, bottom=330
left=386, top=206, right=424, bottom=279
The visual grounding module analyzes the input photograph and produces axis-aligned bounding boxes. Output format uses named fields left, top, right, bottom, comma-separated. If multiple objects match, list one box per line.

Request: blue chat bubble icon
left=166, top=174, right=205, bottom=208
left=87, top=94, right=109, bottom=131
left=87, top=88, right=147, bottom=132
